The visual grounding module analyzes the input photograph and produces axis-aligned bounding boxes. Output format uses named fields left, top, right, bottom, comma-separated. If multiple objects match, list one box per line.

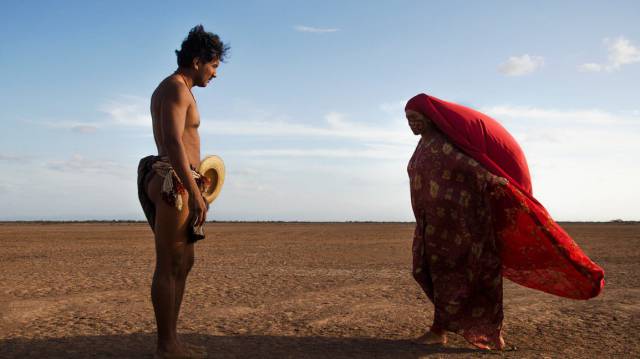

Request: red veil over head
left=405, top=93, right=605, bottom=299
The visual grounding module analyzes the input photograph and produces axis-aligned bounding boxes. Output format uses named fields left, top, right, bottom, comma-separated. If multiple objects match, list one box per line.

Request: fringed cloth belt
left=151, top=157, right=210, bottom=211
left=137, top=155, right=210, bottom=243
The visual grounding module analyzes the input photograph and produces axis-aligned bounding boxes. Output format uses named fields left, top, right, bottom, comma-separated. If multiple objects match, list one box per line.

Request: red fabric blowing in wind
left=405, top=93, right=604, bottom=299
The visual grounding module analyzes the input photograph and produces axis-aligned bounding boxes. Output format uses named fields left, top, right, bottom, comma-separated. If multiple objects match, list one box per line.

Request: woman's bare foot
left=413, top=329, right=448, bottom=345
left=473, top=335, right=506, bottom=351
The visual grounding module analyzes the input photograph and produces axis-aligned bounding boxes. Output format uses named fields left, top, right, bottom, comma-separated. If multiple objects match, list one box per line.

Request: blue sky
left=1, top=1, right=639, bottom=221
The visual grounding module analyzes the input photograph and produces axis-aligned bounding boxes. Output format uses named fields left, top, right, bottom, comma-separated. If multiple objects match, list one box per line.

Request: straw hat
left=198, top=155, right=226, bottom=204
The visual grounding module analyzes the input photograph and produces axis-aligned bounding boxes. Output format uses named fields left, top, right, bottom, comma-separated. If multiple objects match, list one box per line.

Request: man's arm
left=160, top=83, right=207, bottom=225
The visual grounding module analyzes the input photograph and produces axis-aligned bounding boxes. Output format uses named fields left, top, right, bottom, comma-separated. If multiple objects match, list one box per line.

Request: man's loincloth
left=137, top=155, right=209, bottom=243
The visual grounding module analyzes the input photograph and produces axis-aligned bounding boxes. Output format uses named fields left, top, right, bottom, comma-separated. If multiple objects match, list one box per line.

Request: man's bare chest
left=186, top=103, right=201, bottom=129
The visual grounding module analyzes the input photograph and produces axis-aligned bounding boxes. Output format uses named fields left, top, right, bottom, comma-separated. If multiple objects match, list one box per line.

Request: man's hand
left=189, top=191, right=208, bottom=227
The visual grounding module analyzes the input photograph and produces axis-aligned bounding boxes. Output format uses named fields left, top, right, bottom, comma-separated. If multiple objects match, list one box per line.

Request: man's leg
left=170, top=244, right=208, bottom=355
left=148, top=176, right=191, bottom=355
left=173, top=243, right=194, bottom=340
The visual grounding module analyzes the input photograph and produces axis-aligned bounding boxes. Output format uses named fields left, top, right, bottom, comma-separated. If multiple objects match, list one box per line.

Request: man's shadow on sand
left=0, top=333, right=495, bottom=358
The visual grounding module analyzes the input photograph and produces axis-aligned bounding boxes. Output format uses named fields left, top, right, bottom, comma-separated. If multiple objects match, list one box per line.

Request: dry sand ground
left=0, top=222, right=638, bottom=358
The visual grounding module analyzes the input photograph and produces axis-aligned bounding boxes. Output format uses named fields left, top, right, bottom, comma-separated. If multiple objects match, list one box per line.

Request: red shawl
left=405, top=93, right=604, bottom=299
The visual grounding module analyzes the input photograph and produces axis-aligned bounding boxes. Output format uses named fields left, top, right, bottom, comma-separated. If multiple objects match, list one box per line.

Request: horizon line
left=1, top=219, right=638, bottom=224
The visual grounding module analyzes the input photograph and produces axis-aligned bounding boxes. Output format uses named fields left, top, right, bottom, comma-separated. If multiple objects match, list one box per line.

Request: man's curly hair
left=175, top=25, right=229, bottom=67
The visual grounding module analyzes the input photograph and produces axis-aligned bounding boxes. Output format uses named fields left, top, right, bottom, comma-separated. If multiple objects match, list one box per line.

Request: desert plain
left=0, top=222, right=638, bottom=358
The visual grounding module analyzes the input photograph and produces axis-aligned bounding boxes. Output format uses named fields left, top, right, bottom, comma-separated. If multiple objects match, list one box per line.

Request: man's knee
left=156, top=243, right=188, bottom=277
left=172, top=244, right=196, bottom=277
left=169, top=248, right=187, bottom=276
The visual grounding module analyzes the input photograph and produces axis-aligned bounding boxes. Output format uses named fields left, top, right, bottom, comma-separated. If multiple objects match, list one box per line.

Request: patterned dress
left=405, top=93, right=604, bottom=303
left=408, top=130, right=507, bottom=348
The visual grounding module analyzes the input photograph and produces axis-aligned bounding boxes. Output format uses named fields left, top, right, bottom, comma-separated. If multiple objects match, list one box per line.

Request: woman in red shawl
left=405, top=93, right=604, bottom=350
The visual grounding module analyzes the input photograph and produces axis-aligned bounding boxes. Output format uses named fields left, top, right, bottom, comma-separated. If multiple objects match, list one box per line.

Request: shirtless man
left=137, top=25, right=228, bottom=358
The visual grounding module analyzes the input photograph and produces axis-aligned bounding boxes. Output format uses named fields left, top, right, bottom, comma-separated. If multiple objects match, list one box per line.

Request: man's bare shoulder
left=153, top=75, right=192, bottom=103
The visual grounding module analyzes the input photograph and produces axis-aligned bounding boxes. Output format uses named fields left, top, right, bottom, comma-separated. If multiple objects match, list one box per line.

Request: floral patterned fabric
left=408, top=128, right=605, bottom=348
left=489, top=171, right=604, bottom=299
left=405, top=93, right=604, bottom=301
left=408, top=130, right=505, bottom=348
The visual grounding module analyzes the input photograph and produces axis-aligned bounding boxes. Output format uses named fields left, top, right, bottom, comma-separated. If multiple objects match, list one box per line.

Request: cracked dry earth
left=0, top=222, right=638, bottom=358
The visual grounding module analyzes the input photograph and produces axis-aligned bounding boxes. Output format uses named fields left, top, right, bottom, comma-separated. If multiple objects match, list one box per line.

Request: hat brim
left=198, top=155, right=226, bottom=204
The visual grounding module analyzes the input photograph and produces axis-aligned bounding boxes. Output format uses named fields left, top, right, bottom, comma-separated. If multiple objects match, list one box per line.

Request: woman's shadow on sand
left=1, top=333, right=492, bottom=358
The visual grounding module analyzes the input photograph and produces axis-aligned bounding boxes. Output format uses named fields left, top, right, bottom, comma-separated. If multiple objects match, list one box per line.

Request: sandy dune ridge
left=1, top=222, right=638, bottom=358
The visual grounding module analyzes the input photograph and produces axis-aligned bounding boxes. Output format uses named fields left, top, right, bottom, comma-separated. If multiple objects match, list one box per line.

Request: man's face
left=194, top=58, right=220, bottom=87
left=406, top=109, right=429, bottom=135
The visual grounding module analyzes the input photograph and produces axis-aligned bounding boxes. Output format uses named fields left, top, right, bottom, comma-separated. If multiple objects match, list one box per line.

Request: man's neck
left=175, top=68, right=195, bottom=89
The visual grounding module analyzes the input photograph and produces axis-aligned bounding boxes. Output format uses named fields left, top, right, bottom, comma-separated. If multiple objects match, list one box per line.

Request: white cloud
left=100, top=95, right=151, bottom=127
left=480, top=105, right=638, bottom=125
left=8, top=95, right=638, bottom=221
left=71, top=125, right=98, bottom=134
left=607, top=37, right=640, bottom=69
left=498, top=54, right=545, bottom=76
left=476, top=103, right=640, bottom=221
left=578, top=63, right=603, bottom=72
left=229, top=145, right=409, bottom=160
left=27, top=95, right=149, bottom=133
left=0, top=160, right=140, bottom=220
left=27, top=119, right=102, bottom=133
left=47, top=154, right=132, bottom=179
left=0, top=154, right=30, bottom=162
left=579, top=36, right=640, bottom=72
left=294, top=25, right=339, bottom=33
left=379, top=100, right=407, bottom=115
left=200, top=111, right=414, bottom=145
left=200, top=109, right=416, bottom=162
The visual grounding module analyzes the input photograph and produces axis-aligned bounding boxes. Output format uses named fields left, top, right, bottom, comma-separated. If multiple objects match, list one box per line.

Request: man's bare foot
left=412, top=329, right=448, bottom=345
left=154, top=347, right=189, bottom=359
left=179, top=340, right=207, bottom=356
left=154, top=341, right=207, bottom=359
